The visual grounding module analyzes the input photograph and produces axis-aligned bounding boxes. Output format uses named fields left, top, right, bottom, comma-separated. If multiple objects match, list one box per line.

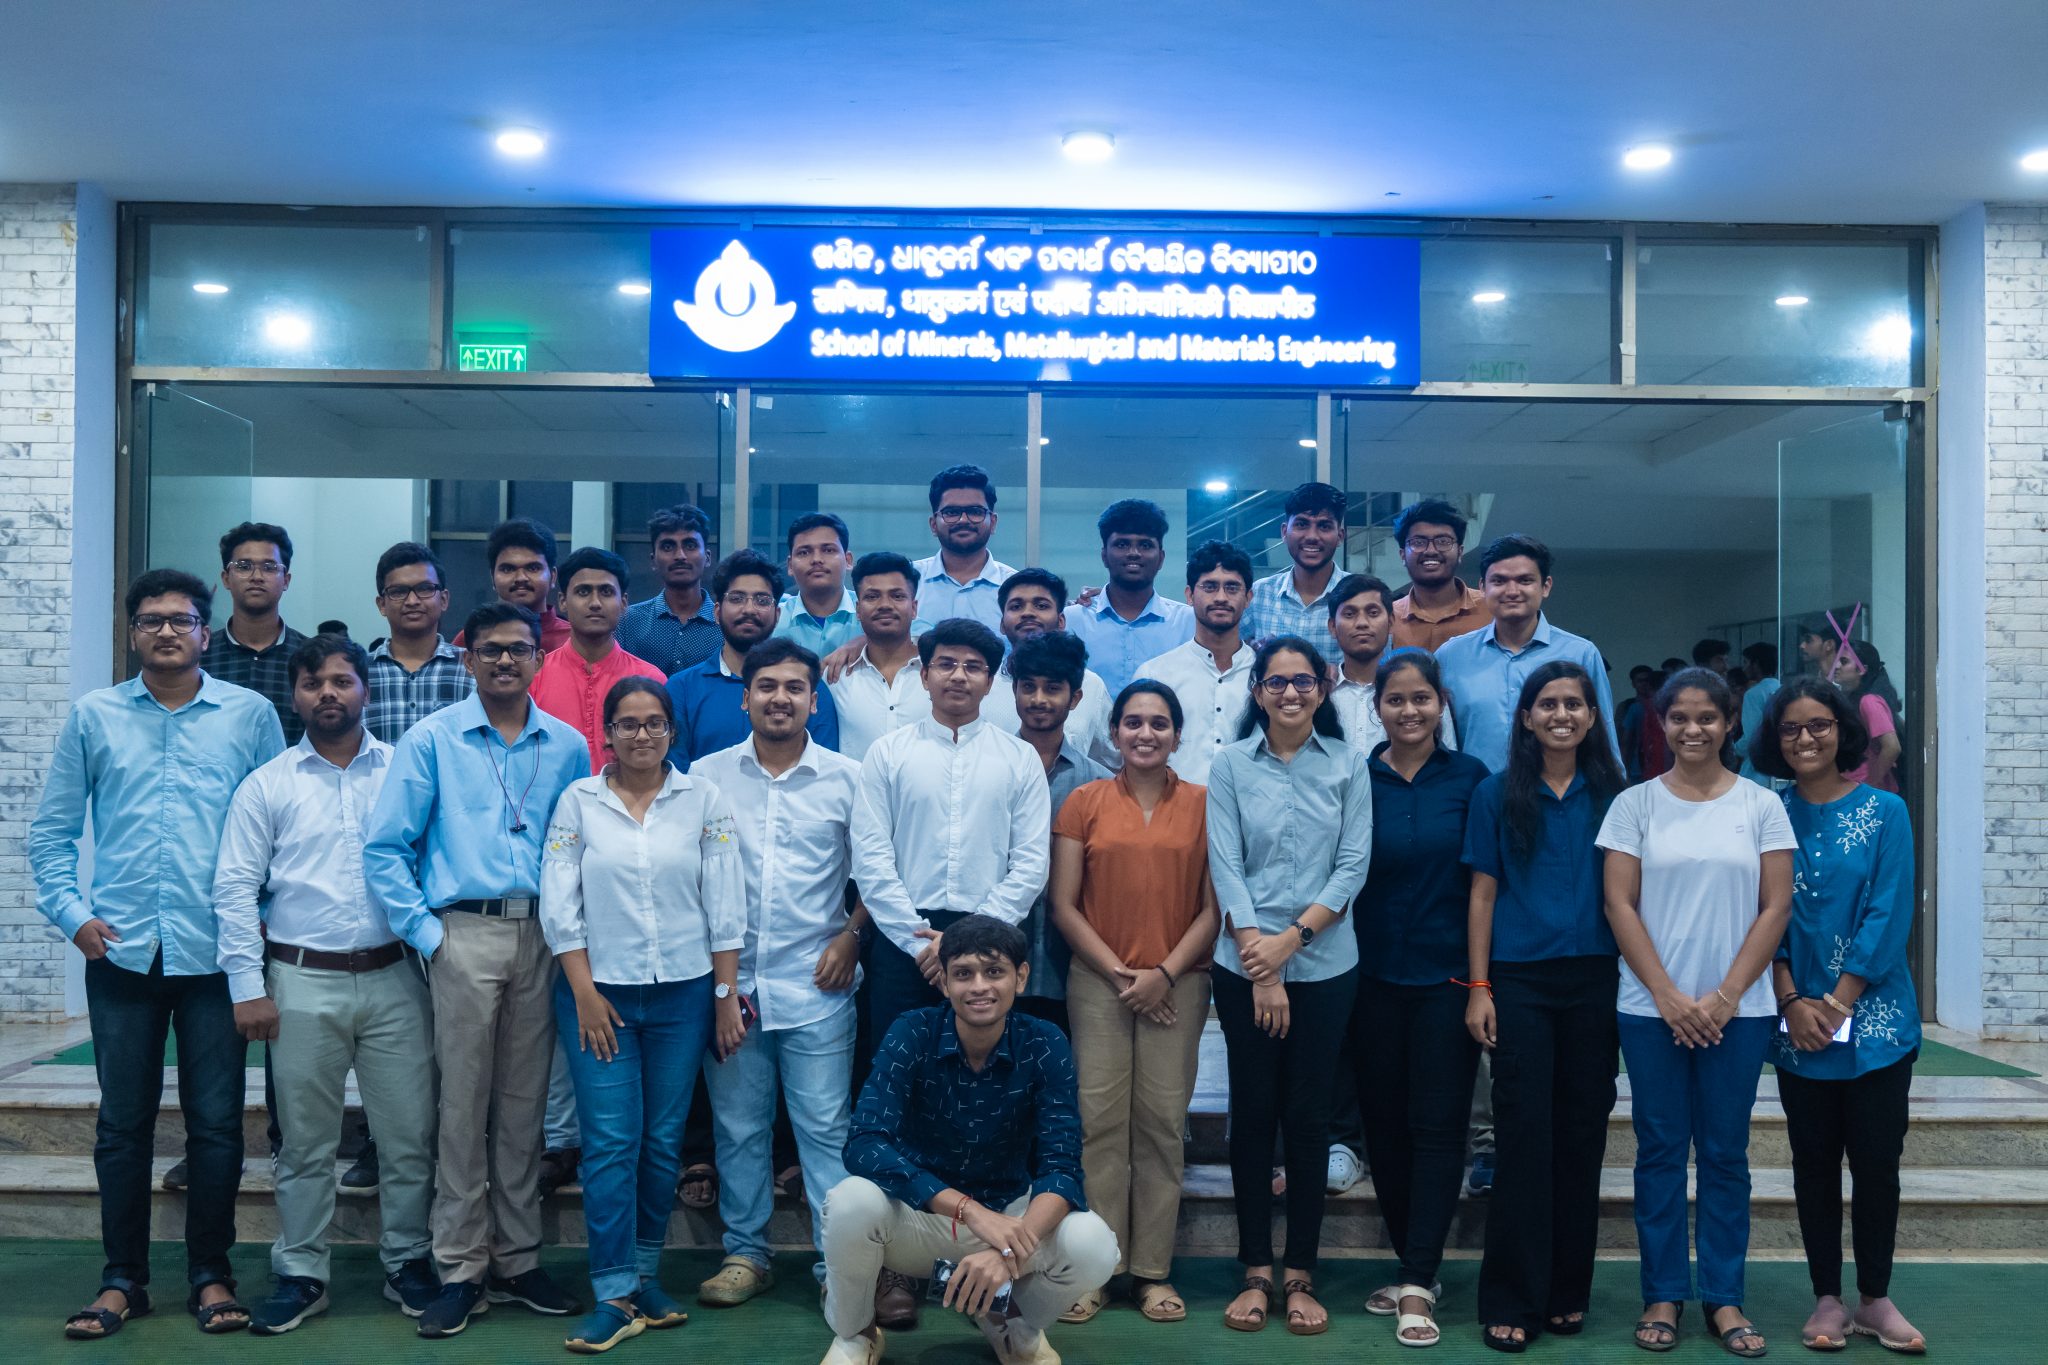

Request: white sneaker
left=977, top=1313, right=1061, bottom=1365
left=1326, top=1144, right=1364, bottom=1194
left=819, top=1326, right=885, bottom=1365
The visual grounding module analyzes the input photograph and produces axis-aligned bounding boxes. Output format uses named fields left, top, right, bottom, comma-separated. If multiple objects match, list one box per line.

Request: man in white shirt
left=852, top=618, right=1051, bottom=1050
left=1135, top=541, right=1257, bottom=783
left=692, top=639, right=868, bottom=1310
left=909, top=464, right=1015, bottom=629
left=215, top=635, right=440, bottom=1334
left=979, top=568, right=1116, bottom=767
left=1326, top=572, right=1460, bottom=757
left=828, top=553, right=932, bottom=761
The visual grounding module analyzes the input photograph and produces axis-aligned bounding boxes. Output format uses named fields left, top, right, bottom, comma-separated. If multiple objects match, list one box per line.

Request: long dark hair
left=1834, top=637, right=1904, bottom=732
left=1373, top=647, right=1455, bottom=748
left=1502, top=662, right=1626, bottom=863
left=1236, top=635, right=1344, bottom=740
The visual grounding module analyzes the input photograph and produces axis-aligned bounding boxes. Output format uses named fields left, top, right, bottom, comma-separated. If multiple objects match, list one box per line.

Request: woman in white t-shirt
left=1597, top=668, right=1794, bottom=1360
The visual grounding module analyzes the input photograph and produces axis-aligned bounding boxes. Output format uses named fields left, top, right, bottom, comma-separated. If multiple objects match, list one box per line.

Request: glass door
left=142, top=383, right=254, bottom=626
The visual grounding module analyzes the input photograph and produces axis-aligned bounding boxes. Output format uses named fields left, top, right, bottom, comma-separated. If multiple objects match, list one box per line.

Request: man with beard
left=1062, top=499, right=1193, bottom=696
left=911, top=465, right=1015, bottom=630
left=215, top=635, right=439, bottom=1334
left=1243, top=482, right=1347, bottom=659
left=1135, top=541, right=1257, bottom=784
left=618, top=504, right=722, bottom=677
left=202, top=521, right=310, bottom=743
left=668, top=550, right=840, bottom=768
left=979, top=569, right=1115, bottom=767
left=692, top=639, right=868, bottom=1309
left=451, top=518, right=572, bottom=654
left=829, top=553, right=932, bottom=762
left=1388, top=499, right=1489, bottom=652
left=530, top=547, right=665, bottom=773
left=364, top=602, right=589, bottom=1338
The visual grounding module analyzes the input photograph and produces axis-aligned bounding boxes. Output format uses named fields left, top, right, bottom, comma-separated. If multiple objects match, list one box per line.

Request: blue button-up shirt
left=617, top=591, right=724, bottom=679
left=1357, top=743, right=1491, bottom=985
left=1244, top=566, right=1343, bottom=661
left=666, top=651, right=841, bottom=770
left=1063, top=593, right=1194, bottom=697
left=847, top=1006, right=1087, bottom=1213
left=30, top=673, right=284, bottom=976
left=361, top=693, right=589, bottom=958
left=911, top=551, right=1016, bottom=630
left=1022, top=741, right=1112, bottom=1001
left=1462, top=769, right=1616, bottom=965
left=774, top=589, right=932, bottom=658
left=1433, top=615, right=1621, bottom=773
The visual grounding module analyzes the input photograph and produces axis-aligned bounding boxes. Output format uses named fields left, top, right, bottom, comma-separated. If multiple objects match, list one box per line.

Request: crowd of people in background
left=28, top=471, right=1927, bottom=1361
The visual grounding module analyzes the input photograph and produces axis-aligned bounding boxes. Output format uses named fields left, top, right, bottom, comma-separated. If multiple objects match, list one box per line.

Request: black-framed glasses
left=1778, top=718, right=1838, bottom=741
left=132, top=613, right=204, bottom=636
left=606, top=718, right=673, bottom=738
left=1404, top=535, right=1459, bottom=553
left=473, top=642, right=539, bottom=663
left=936, top=505, right=991, bottom=523
left=720, top=591, right=777, bottom=609
left=1258, top=673, right=1322, bottom=695
left=379, top=583, right=444, bottom=603
left=226, top=558, right=286, bottom=578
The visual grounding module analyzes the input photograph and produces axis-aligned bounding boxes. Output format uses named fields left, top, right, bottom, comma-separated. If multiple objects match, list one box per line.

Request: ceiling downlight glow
left=1471, top=290, right=1507, bottom=304
left=494, top=127, right=546, bottom=157
left=1775, top=295, right=1810, bottom=307
left=263, top=313, right=312, bottom=347
left=1622, top=144, right=1674, bottom=171
left=1061, top=131, right=1115, bottom=162
left=2021, top=149, right=2048, bottom=172
left=1297, top=437, right=1318, bottom=449
left=191, top=281, right=229, bottom=295
left=1204, top=480, right=1231, bottom=494
left=616, top=281, right=651, bottom=296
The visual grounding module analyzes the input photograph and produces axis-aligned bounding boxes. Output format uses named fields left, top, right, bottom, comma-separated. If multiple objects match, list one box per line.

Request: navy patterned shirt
left=617, top=592, right=723, bottom=679
left=846, top=1006, right=1087, bottom=1213
left=201, top=621, right=310, bottom=743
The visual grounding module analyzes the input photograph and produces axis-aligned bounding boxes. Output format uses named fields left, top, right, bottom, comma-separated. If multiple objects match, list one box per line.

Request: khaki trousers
left=428, top=912, right=556, bottom=1283
left=1066, top=962, right=1210, bottom=1280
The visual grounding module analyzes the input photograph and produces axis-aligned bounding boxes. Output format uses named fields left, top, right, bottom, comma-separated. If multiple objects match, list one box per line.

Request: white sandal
left=1368, top=1278, right=1441, bottom=1316
left=1393, top=1283, right=1440, bottom=1348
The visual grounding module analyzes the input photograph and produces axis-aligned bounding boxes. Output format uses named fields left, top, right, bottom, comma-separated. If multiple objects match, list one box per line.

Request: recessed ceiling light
left=1204, top=480, right=1231, bottom=494
left=1775, top=295, right=1810, bottom=307
left=1039, top=436, right=1051, bottom=445
left=1622, top=144, right=1674, bottom=171
left=1297, top=438, right=1318, bottom=449
left=2022, top=149, right=2048, bottom=172
left=263, top=313, right=312, bottom=347
left=616, top=281, right=651, bottom=296
left=1471, top=290, right=1507, bottom=304
left=495, top=127, right=546, bottom=157
left=191, top=281, right=229, bottom=295
left=1061, top=131, right=1115, bottom=162
left=1866, top=314, right=1913, bottom=358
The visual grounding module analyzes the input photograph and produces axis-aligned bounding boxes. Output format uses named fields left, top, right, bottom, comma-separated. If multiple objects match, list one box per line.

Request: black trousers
left=1213, top=966, right=1356, bottom=1271
left=1777, top=1049, right=1916, bottom=1299
left=1476, top=957, right=1620, bottom=1331
left=864, top=909, right=970, bottom=1057
left=1355, top=977, right=1481, bottom=1287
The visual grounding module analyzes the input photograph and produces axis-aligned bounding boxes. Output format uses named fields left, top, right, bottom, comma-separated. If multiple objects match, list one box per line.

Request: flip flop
left=1483, top=1323, right=1530, bottom=1354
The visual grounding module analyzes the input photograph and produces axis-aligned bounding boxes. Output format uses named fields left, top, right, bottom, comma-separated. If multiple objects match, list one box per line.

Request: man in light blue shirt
left=910, top=464, right=1015, bottom=630
left=362, top=601, right=588, bottom=1337
left=31, top=568, right=283, bottom=1337
left=1062, top=498, right=1193, bottom=696
left=775, top=511, right=931, bottom=656
left=1434, top=534, right=1622, bottom=773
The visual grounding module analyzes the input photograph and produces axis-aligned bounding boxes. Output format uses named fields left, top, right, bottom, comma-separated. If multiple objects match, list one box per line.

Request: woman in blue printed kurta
left=1751, top=677, right=1926, bottom=1356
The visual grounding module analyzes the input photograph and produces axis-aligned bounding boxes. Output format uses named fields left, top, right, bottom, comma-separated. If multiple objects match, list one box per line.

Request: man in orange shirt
left=1389, top=499, right=1489, bottom=652
left=530, top=547, right=666, bottom=774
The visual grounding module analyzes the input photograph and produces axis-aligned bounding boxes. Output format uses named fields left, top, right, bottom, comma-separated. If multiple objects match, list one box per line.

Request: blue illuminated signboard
left=648, top=227, right=1419, bottom=386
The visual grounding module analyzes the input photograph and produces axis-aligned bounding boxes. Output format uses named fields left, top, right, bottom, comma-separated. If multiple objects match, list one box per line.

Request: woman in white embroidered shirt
left=540, top=676, right=745, bottom=1353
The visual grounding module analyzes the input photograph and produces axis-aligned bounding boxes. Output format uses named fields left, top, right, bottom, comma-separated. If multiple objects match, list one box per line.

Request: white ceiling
left=6, top=1, right=2047, bottom=223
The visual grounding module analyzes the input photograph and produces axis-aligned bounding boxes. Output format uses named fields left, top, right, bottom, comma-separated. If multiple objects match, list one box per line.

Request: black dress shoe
left=341, top=1137, right=380, bottom=1193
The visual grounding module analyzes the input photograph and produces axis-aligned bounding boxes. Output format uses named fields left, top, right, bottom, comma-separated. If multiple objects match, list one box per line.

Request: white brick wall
left=0, top=184, right=79, bottom=1020
left=1982, top=204, right=2048, bottom=1039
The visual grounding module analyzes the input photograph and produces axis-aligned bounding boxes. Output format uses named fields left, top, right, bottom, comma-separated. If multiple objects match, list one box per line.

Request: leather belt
left=268, top=940, right=407, bottom=973
left=442, top=896, right=540, bottom=920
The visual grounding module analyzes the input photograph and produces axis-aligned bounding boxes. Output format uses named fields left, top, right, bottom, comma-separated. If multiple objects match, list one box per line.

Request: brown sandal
left=1224, top=1275, right=1276, bottom=1332
left=1284, top=1278, right=1329, bottom=1337
left=1135, top=1281, right=1187, bottom=1323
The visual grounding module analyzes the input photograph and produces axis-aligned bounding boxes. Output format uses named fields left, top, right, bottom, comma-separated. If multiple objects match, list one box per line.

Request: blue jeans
left=701, top=1004, right=856, bottom=1268
left=554, top=974, right=712, bottom=1302
left=1618, top=1012, right=1774, bottom=1306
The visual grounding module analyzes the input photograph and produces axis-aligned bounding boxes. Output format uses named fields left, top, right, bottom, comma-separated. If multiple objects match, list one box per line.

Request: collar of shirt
left=1086, top=592, right=1171, bottom=626
left=780, top=588, right=856, bottom=623
left=1277, top=566, right=1343, bottom=608
left=1256, top=727, right=1342, bottom=763
left=450, top=692, right=554, bottom=746
left=1115, top=765, right=1185, bottom=803
left=1477, top=613, right=1557, bottom=653
left=123, top=671, right=228, bottom=714
left=1367, top=739, right=1458, bottom=782
left=651, top=593, right=718, bottom=625
left=222, top=621, right=300, bottom=657
left=1173, top=636, right=1254, bottom=677
left=736, top=733, right=825, bottom=778
left=1049, top=740, right=1091, bottom=776
left=589, top=763, right=695, bottom=819
left=917, top=551, right=1008, bottom=588
left=370, top=636, right=462, bottom=664
left=934, top=1010, right=1019, bottom=1071
left=291, top=730, right=393, bottom=774
left=917, top=715, right=987, bottom=744
left=1396, top=579, right=1486, bottom=625
left=847, top=648, right=921, bottom=679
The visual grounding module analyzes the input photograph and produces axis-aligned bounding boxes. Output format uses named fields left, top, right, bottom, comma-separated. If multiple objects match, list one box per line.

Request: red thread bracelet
left=1452, top=977, right=1492, bottom=994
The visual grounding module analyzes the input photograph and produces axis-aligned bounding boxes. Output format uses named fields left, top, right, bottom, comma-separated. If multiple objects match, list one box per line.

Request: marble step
left=2, top=1153, right=2044, bottom=1254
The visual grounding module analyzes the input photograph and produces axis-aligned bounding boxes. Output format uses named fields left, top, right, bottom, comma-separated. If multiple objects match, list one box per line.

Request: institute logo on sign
left=672, top=240, right=797, bottom=352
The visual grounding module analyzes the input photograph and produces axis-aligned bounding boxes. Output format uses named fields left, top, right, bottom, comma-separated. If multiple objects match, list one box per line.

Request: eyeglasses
left=1404, top=535, right=1459, bottom=553
left=720, top=591, right=777, bottom=609
left=472, top=642, right=539, bottom=663
left=132, top=613, right=204, bottom=636
left=227, top=558, right=286, bottom=578
left=1258, top=673, right=1322, bottom=696
left=379, top=583, right=444, bottom=603
left=1778, top=718, right=1838, bottom=741
left=936, top=505, right=992, bottom=523
left=606, top=718, right=673, bottom=738
left=930, top=658, right=992, bottom=678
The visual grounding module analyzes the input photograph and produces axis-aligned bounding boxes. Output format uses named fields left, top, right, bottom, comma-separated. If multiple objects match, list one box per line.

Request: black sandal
left=1706, top=1303, right=1767, bottom=1359
left=188, top=1284, right=249, bottom=1335
left=1483, top=1323, right=1530, bottom=1353
left=1547, top=1310, right=1587, bottom=1336
left=1635, top=1301, right=1683, bottom=1352
left=64, top=1283, right=151, bottom=1340
left=1223, top=1274, right=1275, bottom=1333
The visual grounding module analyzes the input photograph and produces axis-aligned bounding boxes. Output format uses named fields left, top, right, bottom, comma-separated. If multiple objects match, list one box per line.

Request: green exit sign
left=459, top=342, right=528, bottom=372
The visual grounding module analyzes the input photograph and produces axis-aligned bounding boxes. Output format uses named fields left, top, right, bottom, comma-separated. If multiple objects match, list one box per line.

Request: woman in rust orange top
left=1050, top=680, right=1219, bottom=1326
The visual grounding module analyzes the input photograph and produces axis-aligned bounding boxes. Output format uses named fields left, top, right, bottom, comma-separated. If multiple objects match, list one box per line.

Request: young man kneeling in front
left=819, top=915, right=1115, bottom=1365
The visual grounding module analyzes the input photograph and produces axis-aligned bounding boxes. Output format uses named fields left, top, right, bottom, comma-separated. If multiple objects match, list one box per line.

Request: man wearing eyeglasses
left=910, top=465, right=1015, bottom=631
left=32, top=569, right=284, bottom=1340
left=667, top=550, right=841, bottom=770
left=363, top=601, right=591, bottom=1338
left=202, top=521, right=310, bottom=742
left=530, top=547, right=665, bottom=774
left=1388, top=499, right=1490, bottom=652
left=365, top=542, right=473, bottom=744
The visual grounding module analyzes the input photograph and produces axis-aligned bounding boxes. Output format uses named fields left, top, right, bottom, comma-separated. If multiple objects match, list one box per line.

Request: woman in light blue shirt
left=1208, top=636, right=1371, bottom=1338
left=1753, top=677, right=1925, bottom=1355
left=540, top=677, right=745, bottom=1352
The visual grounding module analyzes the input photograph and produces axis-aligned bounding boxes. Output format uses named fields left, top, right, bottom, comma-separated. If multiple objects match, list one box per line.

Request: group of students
left=27, top=470, right=1926, bottom=1362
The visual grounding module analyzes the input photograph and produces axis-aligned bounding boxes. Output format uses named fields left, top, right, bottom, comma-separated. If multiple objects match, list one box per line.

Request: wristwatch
left=713, top=982, right=734, bottom=1001
left=1290, top=919, right=1316, bottom=946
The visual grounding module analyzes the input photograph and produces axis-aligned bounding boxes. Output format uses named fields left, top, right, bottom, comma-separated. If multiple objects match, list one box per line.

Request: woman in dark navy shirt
left=1461, top=661, right=1626, bottom=1353
left=1351, top=648, right=1491, bottom=1349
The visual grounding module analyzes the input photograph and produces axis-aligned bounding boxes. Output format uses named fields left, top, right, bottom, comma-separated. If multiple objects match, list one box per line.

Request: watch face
left=714, top=983, right=731, bottom=999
